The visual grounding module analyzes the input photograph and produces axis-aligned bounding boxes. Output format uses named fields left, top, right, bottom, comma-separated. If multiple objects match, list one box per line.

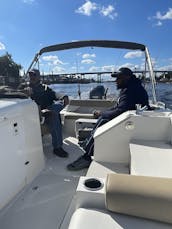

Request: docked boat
left=0, top=40, right=172, bottom=229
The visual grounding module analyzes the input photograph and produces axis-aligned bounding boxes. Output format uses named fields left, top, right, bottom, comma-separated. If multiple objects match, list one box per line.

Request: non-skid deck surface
left=0, top=136, right=86, bottom=229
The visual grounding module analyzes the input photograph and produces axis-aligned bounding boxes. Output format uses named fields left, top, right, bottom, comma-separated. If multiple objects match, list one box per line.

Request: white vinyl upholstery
left=68, top=208, right=172, bottom=229
left=94, top=111, right=171, bottom=164
left=130, top=140, right=172, bottom=178
left=68, top=111, right=172, bottom=229
left=86, top=161, right=129, bottom=178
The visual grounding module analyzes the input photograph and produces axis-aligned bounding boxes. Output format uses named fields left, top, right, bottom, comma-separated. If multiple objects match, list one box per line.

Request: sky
left=0, top=0, right=172, bottom=76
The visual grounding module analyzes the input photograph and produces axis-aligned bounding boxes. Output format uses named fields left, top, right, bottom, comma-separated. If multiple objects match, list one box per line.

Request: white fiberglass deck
left=0, top=136, right=86, bottom=229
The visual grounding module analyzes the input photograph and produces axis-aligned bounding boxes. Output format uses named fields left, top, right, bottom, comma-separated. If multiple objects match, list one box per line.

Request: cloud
left=89, top=65, right=115, bottom=72
left=53, top=59, right=64, bottom=65
left=89, top=66, right=100, bottom=71
left=82, top=53, right=96, bottom=59
left=124, top=51, right=143, bottom=59
left=52, top=66, right=66, bottom=74
left=151, top=57, right=157, bottom=66
left=158, top=65, right=172, bottom=71
left=81, top=59, right=95, bottom=64
left=75, top=1, right=117, bottom=20
left=100, top=5, right=118, bottom=19
left=22, top=0, right=35, bottom=4
left=155, top=8, right=172, bottom=20
left=71, top=66, right=77, bottom=70
left=76, top=52, right=82, bottom=56
left=0, top=42, right=5, bottom=50
left=101, top=65, right=115, bottom=71
left=118, top=63, right=138, bottom=71
left=42, top=55, right=58, bottom=61
left=149, top=8, right=172, bottom=26
left=155, top=21, right=162, bottom=26
left=42, top=55, right=64, bottom=65
left=75, top=0, right=97, bottom=16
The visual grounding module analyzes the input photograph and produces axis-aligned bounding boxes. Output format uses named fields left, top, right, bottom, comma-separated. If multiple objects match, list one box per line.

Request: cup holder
left=84, top=178, right=103, bottom=191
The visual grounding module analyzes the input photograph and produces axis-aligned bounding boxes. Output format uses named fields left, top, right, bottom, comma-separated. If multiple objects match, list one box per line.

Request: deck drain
left=32, top=186, right=39, bottom=191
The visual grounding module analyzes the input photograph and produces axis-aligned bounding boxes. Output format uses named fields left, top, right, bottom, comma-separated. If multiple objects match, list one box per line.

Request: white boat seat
left=65, top=99, right=115, bottom=115
left=62, top=100, right=115, bottom=137
left=75, top=118, right=97, bottom=130
left=130, top=140, right=172, bottom=178
left=68, top=208, right=172, bottom=229
left=63, top=99, right=115, bottom=120
left=64, top=112, right=93, bottom=120
left=86, top=161, right=129, bottom=178
left=69, top=174, right=172, bottom=228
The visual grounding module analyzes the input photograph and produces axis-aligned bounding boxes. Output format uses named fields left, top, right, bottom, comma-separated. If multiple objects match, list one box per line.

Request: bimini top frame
left=26, top=40, right=157, bottom=103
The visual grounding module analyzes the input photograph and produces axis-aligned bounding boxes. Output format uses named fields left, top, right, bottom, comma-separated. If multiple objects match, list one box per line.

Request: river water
left=50, top=82, right=172, bottom=109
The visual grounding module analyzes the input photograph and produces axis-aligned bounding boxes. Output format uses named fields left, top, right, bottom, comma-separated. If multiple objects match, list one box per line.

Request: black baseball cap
left=28, top=68, right=40, bottom=78
left=111, top=67, right=133, bottom=78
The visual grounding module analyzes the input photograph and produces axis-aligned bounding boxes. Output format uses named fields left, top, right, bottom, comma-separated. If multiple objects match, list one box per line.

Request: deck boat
left=0, top=40, right=172, bottom=229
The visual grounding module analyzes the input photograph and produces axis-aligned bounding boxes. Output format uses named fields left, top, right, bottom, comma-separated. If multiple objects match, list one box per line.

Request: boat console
left=0, top=99, right=45, bottom=210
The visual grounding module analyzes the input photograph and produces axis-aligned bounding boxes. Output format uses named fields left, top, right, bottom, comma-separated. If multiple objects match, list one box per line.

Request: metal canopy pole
left=145, top=47, right=157, bottom=104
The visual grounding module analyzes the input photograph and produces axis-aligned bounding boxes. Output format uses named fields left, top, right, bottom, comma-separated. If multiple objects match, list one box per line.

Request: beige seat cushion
left=106, top=173, right=172, bottom=224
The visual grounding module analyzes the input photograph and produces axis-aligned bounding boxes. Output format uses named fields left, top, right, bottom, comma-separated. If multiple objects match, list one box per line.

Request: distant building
left=0, top=75, right=6, bottom=85
left=0, top=74, right=20, bottom=88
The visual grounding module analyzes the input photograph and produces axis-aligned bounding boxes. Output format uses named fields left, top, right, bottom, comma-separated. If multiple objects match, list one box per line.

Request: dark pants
left=45, top=102, right=64, bottom=149
left=82, top=117, right=109, bottom=160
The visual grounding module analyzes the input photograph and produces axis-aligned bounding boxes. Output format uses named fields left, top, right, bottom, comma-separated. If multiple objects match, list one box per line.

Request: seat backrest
left=69, top=99, right=115, bottom=107
left=130, top=140, right=172, bottom=178
left=94, top=111, right=171, bottom=164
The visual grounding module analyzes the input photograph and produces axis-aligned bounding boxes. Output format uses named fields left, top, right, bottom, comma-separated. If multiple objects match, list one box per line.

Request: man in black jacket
left=67, top=67, right=150, bottom=170
left=29, top=69, right=68, bottom=158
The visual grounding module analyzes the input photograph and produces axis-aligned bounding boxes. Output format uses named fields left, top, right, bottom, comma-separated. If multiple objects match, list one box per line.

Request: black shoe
left=53, top=147, right=68, bottom=158
left=67, top=156, right=91, bottom=171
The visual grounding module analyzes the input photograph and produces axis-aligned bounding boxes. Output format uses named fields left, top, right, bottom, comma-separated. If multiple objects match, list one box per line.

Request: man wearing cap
left=29, top=68, right=68, bottom=158
left=67, top=67, right=150, bottom=170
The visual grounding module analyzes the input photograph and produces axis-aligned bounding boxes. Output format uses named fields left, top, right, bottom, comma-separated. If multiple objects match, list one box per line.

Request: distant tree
left=0, top=53, right=22, bottom=87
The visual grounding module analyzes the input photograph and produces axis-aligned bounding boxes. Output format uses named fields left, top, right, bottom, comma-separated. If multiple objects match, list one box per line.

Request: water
left=154, top=83, right=172, bottom=109
left=50, top=82, right=118, bottom=99
left=50, top=82, right=172, bottom=109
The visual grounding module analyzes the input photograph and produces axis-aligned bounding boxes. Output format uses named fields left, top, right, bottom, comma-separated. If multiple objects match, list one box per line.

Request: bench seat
left=130, top=140, right=172, bottom=178
left=69, top=174, right=172, bottom=228
left=68, top=208, right=171, bottom=229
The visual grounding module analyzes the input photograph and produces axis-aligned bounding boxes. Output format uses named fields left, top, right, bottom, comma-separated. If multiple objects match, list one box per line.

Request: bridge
left=40, top=70, right=172, bottom=83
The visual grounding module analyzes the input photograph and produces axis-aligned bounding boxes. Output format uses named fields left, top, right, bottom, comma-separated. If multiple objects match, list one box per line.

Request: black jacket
left=30, top=83, right=56, bottom=109
left=101, top=76, right=149, bottom=120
